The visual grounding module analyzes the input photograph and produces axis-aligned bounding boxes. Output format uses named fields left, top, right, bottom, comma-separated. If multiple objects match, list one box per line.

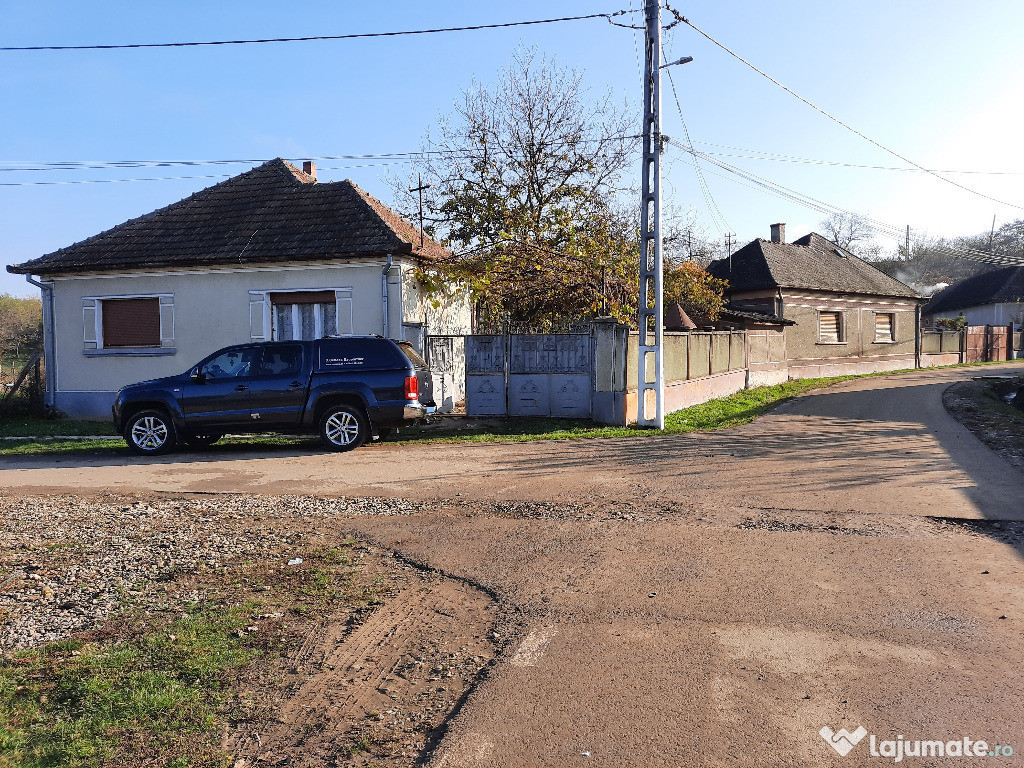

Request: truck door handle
left=234, top=384, right=248, bottom=392
left=289, top=381, right=303, bottom=388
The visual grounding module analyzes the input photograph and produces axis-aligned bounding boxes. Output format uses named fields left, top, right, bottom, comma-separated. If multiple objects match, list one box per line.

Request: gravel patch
left=0, top=494, right=431, bottom=650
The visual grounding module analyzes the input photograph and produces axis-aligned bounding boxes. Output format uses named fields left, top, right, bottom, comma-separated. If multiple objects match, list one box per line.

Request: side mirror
left=190, top=368, right=205, bottom=383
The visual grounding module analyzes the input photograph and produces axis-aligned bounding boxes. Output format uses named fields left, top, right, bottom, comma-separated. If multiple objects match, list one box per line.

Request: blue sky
left=2, top=1, right=1023, bottom=296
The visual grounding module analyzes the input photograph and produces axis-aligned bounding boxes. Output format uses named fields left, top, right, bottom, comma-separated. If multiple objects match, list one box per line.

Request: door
left=180, top=345, right=260, bottom=431
left=248, top=343, right=308, bottom=427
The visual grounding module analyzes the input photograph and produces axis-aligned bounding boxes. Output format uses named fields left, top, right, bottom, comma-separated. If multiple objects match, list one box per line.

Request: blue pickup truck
left=113, top=336, right=433, bottom=455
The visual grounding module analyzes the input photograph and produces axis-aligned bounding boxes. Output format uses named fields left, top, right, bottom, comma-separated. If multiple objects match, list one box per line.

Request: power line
left=1, top=11, right=632, bottom=51
left=0, top=161, right=420, bottom=186
left=0, top=134, right=643, bottom=175
left=669, top=144, right=1024, bottom=266
left=669, top=7, right=1024, bottom=212
left=662, top=45, right=731, bottom=236
left=693, top=147, right=1024, bottom=177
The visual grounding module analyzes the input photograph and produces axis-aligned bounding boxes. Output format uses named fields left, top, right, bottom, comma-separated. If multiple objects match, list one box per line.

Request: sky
left=2, top=1, right=1023, bottom=296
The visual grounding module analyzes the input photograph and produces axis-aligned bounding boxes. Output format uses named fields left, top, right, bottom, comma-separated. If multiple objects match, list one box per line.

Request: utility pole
left=637, top=0, right=665, bottom=428
left=409, top=173, right=432, bottom=250
left=905, top=225, right=911, bottom=260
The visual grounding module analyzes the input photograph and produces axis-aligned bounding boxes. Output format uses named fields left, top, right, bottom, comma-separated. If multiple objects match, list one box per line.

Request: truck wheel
left=184, top=433, right=223, bottom=448
left=125, top=409, right=177, bottom=456
left=319, top=404, right=368, bottom=452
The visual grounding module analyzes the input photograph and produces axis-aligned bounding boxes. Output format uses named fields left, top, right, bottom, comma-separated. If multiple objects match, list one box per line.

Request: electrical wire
left=669, top=7, right=1024, bottom=212
left=668, top=142, right=1024, bottom=266
left=662, top=45, right=731, bottom=237
left=1, top=11, right=632, bottom=51
left=692, top=146, right=1024, bottom=176
left=0, top=134, right=643, bottom=175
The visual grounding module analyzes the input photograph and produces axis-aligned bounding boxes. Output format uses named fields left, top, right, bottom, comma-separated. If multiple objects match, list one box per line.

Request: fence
left=0, top=352, right=45, bottom=416
left=920, top=331, right=962, bottom=355
left=453, top=321, right=1018, bottom=425
left=465, top=332, right=594, bottom=418
left=965, top=325, right=1013, bottom=363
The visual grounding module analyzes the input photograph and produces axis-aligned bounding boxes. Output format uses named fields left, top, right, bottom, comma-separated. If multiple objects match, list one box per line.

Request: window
left=819, top=311, right=844, bottom=343
left=83, top=294, right=174, bottom=352
left=200, top=347, right=259, bottom=379
left=259, top=345, right=303, bottom=376
left=270, top=291, right=337, bottom=341
left=875, top=313, right=895, bottom=342
left=103, top=298, right=160, bottom=347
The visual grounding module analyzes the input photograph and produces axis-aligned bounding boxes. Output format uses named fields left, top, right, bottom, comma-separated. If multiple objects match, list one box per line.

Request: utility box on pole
left=637, top=0, right=665, bottom=428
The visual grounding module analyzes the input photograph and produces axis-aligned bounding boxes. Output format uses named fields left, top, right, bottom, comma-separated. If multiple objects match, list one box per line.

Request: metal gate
left=965, top=325, right=1012, bottom=363
left=425, top=335, right=462, bottom=412
left=465, top=333, right=593, bottom=418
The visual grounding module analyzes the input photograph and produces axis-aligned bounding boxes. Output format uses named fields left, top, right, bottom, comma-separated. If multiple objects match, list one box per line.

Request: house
left=922, top=265, right=1024, bottom=328
left=7, top=158, right=470, bottom=419
left=707, top=223, right=924, bottom=378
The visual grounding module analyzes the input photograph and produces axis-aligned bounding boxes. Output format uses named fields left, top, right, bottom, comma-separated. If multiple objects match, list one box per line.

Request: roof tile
left=707, top=232, right=920, bottom=299
left=8, top=158, right=448, bottom=276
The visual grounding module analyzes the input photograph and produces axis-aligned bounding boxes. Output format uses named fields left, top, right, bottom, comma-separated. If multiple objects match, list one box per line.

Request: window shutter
left=83, top=299, right=98, bottom=348
left=336, top=293, right=353, bottom=335
left=249, top=294, right=268, bottom=341
left=159, top=296, right=175, bottom=346
left=819, top=312, right=840, bottom=343
left=102, top=298, right=160, bottom=347
left=875, top=313, right=894, bottom=342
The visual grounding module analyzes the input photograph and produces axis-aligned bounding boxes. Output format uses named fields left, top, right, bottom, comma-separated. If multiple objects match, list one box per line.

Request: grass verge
left=0, top=541, right=390, bottom=767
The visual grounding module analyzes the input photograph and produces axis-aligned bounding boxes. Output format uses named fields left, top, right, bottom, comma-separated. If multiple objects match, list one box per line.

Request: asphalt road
left=3, top=362, right=1023, bottom=766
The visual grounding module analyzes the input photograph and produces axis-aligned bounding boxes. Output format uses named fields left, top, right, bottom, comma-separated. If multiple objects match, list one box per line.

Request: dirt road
left=3, top=363, right=1023, bottom=766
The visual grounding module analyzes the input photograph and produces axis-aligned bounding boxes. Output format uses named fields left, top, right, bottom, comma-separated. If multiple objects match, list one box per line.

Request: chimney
left=302, top=160, right=317, bottom=181
left=770, top=223, right=786, bottom=244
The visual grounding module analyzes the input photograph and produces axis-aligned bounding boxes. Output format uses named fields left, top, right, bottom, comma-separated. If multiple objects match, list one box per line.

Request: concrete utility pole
left=637, top=0, right=665, bottom=428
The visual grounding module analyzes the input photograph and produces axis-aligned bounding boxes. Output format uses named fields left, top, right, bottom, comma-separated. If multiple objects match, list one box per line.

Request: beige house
left=708, top=224, right=924, bottom=378
left=8, top=159, right=470, bottom=418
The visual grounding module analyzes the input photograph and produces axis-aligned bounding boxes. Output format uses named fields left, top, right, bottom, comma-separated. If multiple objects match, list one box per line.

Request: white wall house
left=923, top=265, right=1024, bottom=329
left=8, top=159, right=470, bottom=419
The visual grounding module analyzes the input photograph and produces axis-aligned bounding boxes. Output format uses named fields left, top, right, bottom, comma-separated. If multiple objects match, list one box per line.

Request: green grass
left=2, top=358, right=1020, bottom=457
left=0, top=418, right=116, bottom=438
left=0, top=542, right=389, bottom=767
left=0, top=604, right=255, bottom=768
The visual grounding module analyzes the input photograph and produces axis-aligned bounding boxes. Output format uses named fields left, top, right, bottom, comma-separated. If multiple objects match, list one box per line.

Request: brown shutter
left=268, top=291, right=336, bottom=305
left=103, top=298, right=160, bottom=347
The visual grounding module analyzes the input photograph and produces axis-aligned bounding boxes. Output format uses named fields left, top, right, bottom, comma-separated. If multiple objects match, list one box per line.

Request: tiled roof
left=8, top=158, right=448, bottom=276
left=923, top=265, right=1024, bottom=315
left=707, top=232, right=920, bottom=299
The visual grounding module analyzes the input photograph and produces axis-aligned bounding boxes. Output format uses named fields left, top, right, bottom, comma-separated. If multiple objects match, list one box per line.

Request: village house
left=7, top=159, right=470, bottom=419
left=707, top=224, right=925, bottom=378
left=922, top=265, right=1024, bottom=329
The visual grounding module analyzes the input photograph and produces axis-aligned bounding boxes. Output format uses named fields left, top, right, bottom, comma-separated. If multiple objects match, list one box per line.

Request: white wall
left=47, top=259, right=420, bottom=417
left=932, top=303, right=1024, bottom=328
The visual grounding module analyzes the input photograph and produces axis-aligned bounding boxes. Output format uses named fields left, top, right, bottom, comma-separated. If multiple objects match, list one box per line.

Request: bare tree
left=392, top=48, right=639, bottom=327
left=819, top=212, right=878, bottom=253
